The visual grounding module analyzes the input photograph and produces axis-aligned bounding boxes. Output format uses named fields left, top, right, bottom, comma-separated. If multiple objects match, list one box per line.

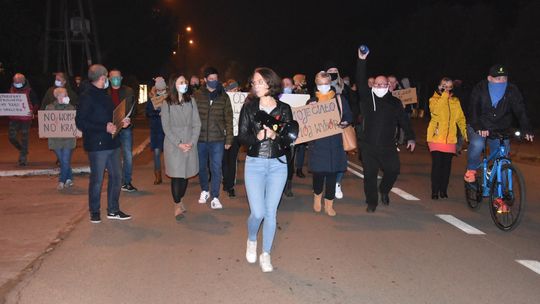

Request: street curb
left=0, top=137, right=151, bottom=177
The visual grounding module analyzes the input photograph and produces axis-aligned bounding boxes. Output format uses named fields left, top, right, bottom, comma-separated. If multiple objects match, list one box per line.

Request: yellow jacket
left=427, top=91, right=467, bottom=144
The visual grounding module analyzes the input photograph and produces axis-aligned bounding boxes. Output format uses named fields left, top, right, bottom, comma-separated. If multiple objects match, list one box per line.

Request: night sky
left=1, top=0, right=539, bottom=122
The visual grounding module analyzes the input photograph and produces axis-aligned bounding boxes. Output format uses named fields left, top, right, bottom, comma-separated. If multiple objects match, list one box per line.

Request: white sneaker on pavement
left=259, top=252, right=273, bottom=272
left=335, top=183, right=343, bottom=199
left=210, top=197, right=223, bottom=209
left=198, top=191, right=210, bottom=204
left=57, top=182, right=65, bottom=190
left=246, top=240, right=257, bottom=263
left=65, top=179, right=74, bottom=187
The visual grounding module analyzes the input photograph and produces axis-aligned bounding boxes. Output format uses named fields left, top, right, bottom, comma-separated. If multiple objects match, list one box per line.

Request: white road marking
left=516, top=260, right=540, bottom=275
left=347, top=161, right=419, bottom=201
left=436, top=214, right=486, bottom=235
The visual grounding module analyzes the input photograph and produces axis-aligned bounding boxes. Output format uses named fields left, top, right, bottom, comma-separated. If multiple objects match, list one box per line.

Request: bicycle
left=464, top=133, right=526, bottom=231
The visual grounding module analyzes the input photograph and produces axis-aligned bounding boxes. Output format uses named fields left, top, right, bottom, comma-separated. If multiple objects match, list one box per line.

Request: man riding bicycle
left=464, top=64, right=534, bottom=184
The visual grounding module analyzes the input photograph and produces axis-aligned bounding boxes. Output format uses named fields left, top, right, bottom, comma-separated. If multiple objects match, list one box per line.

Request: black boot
left=380, top=193, right=390, bottom=206
left=295, top=168, right=305, bottom=178
left=284, top=181, right=293, bottom=197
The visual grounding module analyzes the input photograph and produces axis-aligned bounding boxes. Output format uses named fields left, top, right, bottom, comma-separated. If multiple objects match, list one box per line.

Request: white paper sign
left=0, top=94, right=31, bottom=116
left=227, top=92, right=248, bottom=136
left=279, top=93, right=310, bottom=108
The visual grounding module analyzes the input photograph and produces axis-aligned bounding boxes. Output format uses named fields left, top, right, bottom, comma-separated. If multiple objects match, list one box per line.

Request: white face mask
left=55, top=80, right=63, bottom=87
left=317, top=84, right=331, bottom=94
left=61, top=96, right=70, bottom=104
left=103, top=78, right=110, bottom=89
left=177, top=84, right=188, bottom=94
left=372, top=87, right=389, bottom=98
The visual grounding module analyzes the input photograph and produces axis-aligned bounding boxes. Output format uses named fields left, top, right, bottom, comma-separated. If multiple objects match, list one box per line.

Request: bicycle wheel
left=489, top=163, right=526, bottom=231
left=465, top=171, right=482, bottom=210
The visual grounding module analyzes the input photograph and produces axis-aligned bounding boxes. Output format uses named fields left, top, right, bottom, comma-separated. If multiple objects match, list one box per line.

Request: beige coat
left=161, top=100, right=201, bottom=178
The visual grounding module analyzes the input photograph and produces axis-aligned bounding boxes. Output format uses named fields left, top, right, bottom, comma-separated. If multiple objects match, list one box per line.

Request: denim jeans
left=294, top=144, right=306, bottom=169
left=336, top=171, right=344, bottom=184
left=88, top=148, right=122, bottom=214
left=119, top=127, right=133, bottom=184
left=245, top=156, right=288, bottom=253
left=8, top=120, right=30, bottom=159
left=466, top=125, right=510, bottom=170
left=153, top=148, right=162, bottom=171
left=198, top=141, right=225, bottom=198
left=53, top=148, right=73, bottom=183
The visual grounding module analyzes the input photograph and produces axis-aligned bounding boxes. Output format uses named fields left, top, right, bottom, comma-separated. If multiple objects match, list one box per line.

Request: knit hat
left=489, top=64, right=508, bottom=77
left=203, top=67, right=219, bottom=78
left=154, top=77, right=166, bottom=90
left=323, top=60, right=339, bottom=72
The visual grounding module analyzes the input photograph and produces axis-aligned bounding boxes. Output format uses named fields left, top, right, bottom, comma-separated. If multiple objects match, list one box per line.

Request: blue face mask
left=13, top=82, right=23, bottom=89
left=283, top=87, right=293, bottom=94
left=488, top=81, right=507, bottom=107
left=110, top=76, right=122, bottom=87
left=207, top=80, right=219, bottom=90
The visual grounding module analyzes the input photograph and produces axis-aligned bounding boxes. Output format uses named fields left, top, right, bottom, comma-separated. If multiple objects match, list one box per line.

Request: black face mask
left=329, top=73, right=339, bottom=81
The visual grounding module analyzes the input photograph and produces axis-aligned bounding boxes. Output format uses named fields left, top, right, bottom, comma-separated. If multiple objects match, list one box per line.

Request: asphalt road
left=4, top=144, right=540, bottom=304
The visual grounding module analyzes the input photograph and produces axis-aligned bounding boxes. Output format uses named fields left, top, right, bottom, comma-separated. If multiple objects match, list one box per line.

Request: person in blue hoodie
left=75, top=64, right=132, bottom=224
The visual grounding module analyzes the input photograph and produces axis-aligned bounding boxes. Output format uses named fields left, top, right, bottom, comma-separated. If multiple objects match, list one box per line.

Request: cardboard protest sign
left=0, top=94, right=31, bottom=116
left=38, top=110, right=82, bottom=138
left=292, top=99, right=342, bottom=144
left=392, top=88, right=418, bottom=105
left=112, top=99, right=126, bottom=138
left=279, top=93, right=310, bottom=108
left=227, top=92, right=248, bottom=136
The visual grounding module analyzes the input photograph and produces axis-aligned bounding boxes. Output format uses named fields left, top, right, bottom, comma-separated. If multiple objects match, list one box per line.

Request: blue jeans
left=295, top=144, right=306, bottom=169
left=53, top=148, right=73, bottom=183
left=88, top=148, right=122, bottom=214
left=153, top=148, right=162, bottom=171
left=466, top=125, right=510, bottom=170
left=336, top=171, right=344, bottom=184
left=245, top=156, right=288, bottom=253
left=119, top=127, right=133, bottom=184
left=198, top=141, right=225, bottom=198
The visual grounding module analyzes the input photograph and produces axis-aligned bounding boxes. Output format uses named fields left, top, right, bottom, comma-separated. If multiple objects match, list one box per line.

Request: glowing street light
left=172, top=51, right=177, bottom=55
left=189, top=39, right=194, bottom=45
left=186, top=26, right=192, bottom=32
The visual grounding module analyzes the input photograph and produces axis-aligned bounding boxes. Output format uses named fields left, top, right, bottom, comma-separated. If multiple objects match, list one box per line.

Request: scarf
left=488, top=82, right=507, bottom=108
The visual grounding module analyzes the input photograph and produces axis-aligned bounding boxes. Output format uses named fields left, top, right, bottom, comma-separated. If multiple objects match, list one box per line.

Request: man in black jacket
left=464, top=64, right=533, bottom=183
left=76, top=64, right=131, bottom=224
left=355, top=50, right=416, bottom=213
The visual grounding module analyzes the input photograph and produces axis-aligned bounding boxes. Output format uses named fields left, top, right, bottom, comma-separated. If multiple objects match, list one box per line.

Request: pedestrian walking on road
left=75, top=64, right=132, bottom=224
left=238, top=67, right=294, bottom=272
left=427, top=78, right=467, bottom=199
left=161, top=75, right=201, bottom=220
left=146, top=76, right=167, bottom=185
left=46, top=87, right=77, bottom=190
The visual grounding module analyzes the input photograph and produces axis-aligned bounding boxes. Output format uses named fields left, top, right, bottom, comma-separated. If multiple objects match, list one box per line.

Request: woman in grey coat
left=161, top=75, right=202, bottom=220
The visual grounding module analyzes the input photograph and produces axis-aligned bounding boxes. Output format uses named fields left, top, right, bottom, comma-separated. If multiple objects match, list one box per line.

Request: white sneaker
left=335, top=183, right=343, bottom=199
left=259, top=252, right=273, bottom=272
left=210, top=197, right=223, bottom=209
left=65, top=179, right=74, bottom=187
left=198, top=191, right=210, bottom=203
left=57, top=182, right=65, bottom=190
left=246, top=240, right=257, bottom=263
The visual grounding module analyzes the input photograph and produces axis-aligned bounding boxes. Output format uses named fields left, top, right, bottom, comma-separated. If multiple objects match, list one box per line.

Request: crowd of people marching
left=5, top=48, right=534, bottom=272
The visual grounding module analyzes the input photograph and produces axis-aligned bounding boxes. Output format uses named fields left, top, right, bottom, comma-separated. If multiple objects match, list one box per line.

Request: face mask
left=283, top=87, right=293, bottom=94
left=61, top=96, right=70, bottom=104
left=55, top=80, right=63, bottom=87
left=13, top=82, right=23, bottom=89
left=317, top=84, right=331, bottom=94
left=372, top=87, right=389, bottom=98
left=207, top=80, right=219, bottom=90
left=343, top=80, right=350, bottom=86
left=329, top=73, right=339, bottom=81
left=110, top=76, right=122, bottom=87
left=103, top=78, right=110, bottom=89
left=177, top=84, right=188, bottom=94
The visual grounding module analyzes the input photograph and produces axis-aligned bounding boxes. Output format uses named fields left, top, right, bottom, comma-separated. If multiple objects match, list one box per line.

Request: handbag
left=337, top=95, right=357, bottom=152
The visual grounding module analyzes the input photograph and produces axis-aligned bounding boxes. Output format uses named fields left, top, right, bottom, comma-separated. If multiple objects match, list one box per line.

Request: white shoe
left=335, top=183, right=343, bottom=199
left=259, top=252, right=273, bottom=272
left=65, top=179, right=74, bottom=187
left=246, top=240, right=257, bottom=263
left=198, top=191, right=210, bottom=203
left=210, top=197, right=223, bottom=209
left=57, top=182, right=65, bottom=190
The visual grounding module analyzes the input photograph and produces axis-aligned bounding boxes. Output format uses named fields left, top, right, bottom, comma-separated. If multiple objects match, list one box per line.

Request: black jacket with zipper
left=238, top=96, right=293, bottom=158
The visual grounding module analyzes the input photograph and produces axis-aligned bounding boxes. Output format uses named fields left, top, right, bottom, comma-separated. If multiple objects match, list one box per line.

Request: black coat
left=355, top=59, right=415, bottom=148
left=468, top=80, right=532, bottom=134
left=75, top=84, right=120, bottom=152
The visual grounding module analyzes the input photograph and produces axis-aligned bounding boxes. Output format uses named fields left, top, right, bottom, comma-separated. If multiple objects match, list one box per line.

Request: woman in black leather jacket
left=238, top=67, right=293, bottom=273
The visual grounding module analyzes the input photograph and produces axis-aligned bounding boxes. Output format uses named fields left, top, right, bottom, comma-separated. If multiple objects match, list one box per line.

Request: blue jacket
left=75, top=84, right=120, bottom=152
left=146, top=100, right=165, bottom=150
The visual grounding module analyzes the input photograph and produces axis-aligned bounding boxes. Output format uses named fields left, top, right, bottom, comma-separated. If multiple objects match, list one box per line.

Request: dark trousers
left=430, top=151, right=453, bottom=194
left=171, top=177, right=188, bottom=203
left=222, top=136, right=240, bottom=191
left=294, top=144, right=306, bottom=169
left=8, top=120, right=30, bottom=160
left=361, top=145, right=400, bottom=207
left=286, top=149, right=294, bottom=181
left=88, top=148, right=122, bottom=214
left=313, top=172, right=337, bottom=200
